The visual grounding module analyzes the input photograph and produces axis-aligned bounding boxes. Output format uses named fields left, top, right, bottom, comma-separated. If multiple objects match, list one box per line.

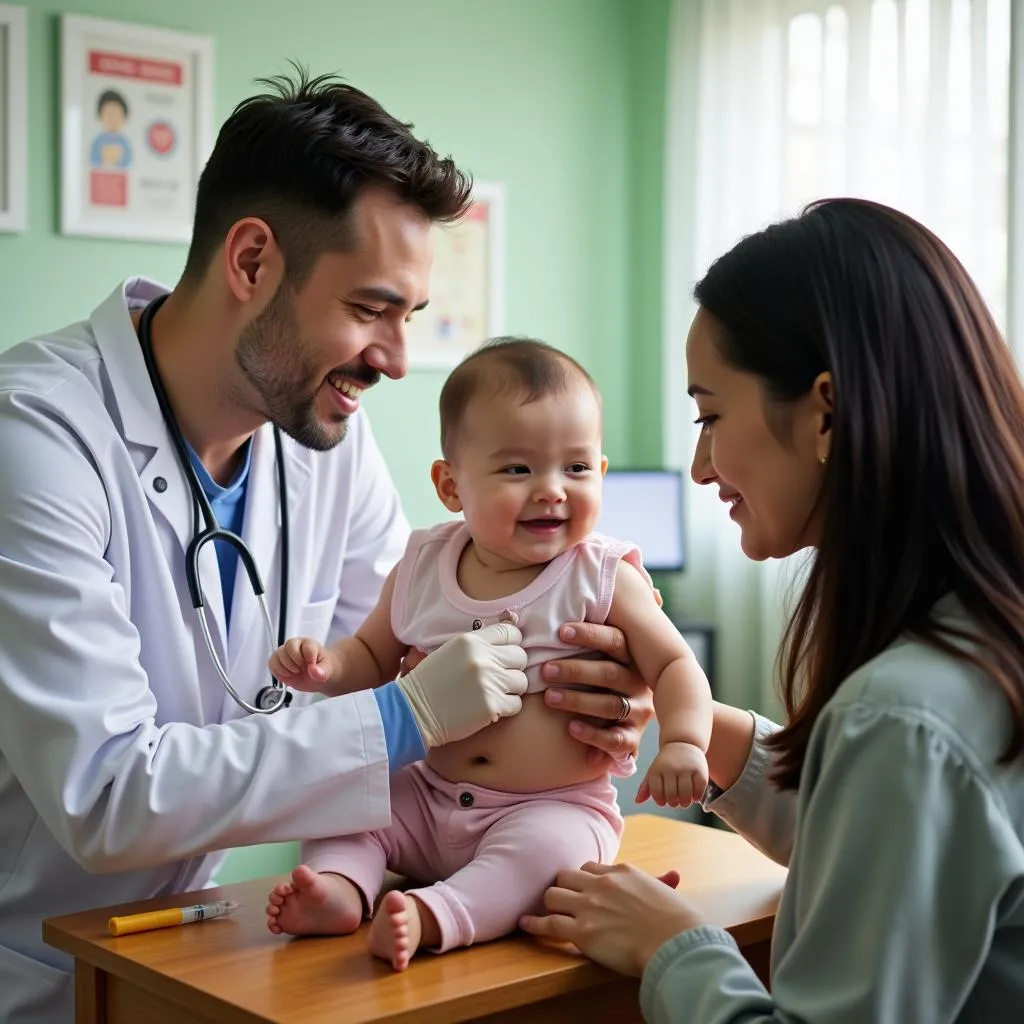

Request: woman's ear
left=430, top=460, right=463, bottom=513
left=812, top=371, right=833, bottom=461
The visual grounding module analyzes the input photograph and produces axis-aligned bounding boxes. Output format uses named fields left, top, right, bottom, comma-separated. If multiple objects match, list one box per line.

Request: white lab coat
left=0, top=279, right=410, bottom=1022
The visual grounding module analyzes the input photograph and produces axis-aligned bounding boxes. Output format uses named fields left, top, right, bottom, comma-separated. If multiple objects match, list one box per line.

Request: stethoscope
left=139, top=296, right=292, bottom=714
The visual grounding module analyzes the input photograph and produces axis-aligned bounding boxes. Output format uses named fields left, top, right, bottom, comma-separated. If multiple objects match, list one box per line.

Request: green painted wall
left=1, top=0, right=671, bottom=883
left=1, top=0, right=648, bottom=524
left=626, top=0, right=670, bottom=467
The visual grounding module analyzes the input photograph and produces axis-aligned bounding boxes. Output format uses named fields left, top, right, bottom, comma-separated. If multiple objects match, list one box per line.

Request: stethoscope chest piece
left=256, top=685, right=293, bottom=712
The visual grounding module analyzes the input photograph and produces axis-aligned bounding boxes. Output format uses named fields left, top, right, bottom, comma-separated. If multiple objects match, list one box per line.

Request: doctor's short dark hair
left=438, top=337, right=601, bottom=460
left=182, top=64, right=472, bottom=286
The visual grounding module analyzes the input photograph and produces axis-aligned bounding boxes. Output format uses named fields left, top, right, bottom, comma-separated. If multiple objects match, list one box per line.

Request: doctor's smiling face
left=232, top=187, right=434, bottom=451
left=176, top=71, right=471, bottom=453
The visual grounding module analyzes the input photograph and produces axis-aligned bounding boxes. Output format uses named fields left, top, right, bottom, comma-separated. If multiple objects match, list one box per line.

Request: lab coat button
left=459, top=791, right=474, bottom=808
left=153, top=476, right=168, bottom=493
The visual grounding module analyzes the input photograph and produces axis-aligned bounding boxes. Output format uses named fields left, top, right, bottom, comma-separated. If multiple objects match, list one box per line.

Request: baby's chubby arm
left=605, top=560, right=713, bottom=806
left=271, top=563, right=529, bottom=750
left=268, top=566, right=409, bottom=697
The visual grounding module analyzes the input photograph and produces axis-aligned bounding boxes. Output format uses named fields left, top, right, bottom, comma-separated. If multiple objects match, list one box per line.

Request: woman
left=521, top=198, right=1024, bottom=1021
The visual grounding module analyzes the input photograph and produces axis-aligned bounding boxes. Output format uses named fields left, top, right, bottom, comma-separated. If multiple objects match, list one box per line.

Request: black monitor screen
left=596, top=469, right=685, bottom=572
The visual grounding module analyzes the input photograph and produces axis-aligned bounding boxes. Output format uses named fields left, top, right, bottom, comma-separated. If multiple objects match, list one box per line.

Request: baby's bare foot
left=265, top=865, right=362, bottom=936
left=367, top=890, right=424, bottom=971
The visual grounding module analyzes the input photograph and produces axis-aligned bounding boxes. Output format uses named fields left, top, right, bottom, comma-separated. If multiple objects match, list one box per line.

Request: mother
left=524, top=199, right=1024, bottom=1021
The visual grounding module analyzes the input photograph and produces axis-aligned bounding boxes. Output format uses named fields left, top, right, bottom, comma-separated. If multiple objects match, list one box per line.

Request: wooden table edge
left=43, top=818, right=785, bottom=1023
left=44, top=913, right=777, bottom=1024
left=44, top=919, right=267, bottom=1024
left=46, top=918, right=634, bottom=1024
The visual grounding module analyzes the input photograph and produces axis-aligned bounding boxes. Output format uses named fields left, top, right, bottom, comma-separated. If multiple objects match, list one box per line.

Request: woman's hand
left=542, top=622, right=655, bottom=766
left=519, top=862, right=706, bottom=977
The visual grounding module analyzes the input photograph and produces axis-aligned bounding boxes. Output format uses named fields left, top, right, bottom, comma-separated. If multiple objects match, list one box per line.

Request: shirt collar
left=186, top=438, right=254, bottom=500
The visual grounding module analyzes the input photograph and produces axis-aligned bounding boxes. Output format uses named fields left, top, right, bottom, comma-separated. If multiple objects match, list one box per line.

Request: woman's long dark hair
left=695, top=198, right=1024, bottom=790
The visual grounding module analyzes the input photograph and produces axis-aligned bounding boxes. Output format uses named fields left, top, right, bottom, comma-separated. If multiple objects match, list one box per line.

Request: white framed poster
left=408, top=180, right=506, bottom=369
left=0, top=3, right=27, bottom=233
left=60, top=14, right=214, bottom=243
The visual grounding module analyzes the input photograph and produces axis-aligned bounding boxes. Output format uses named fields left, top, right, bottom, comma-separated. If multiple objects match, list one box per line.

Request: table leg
left=75, top=960, right=107, bottom=1024
left=744, top=939, right=772, bottom=989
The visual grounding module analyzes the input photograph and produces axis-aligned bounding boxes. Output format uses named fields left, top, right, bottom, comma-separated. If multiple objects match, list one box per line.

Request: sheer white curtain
left=662, top=0, right=1011, bottom=714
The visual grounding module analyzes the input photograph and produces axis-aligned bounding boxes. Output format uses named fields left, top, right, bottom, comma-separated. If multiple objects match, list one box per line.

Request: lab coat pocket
left=297, top=592, right=340, bottom=645
left=0, top=942, right=71, bottom=1023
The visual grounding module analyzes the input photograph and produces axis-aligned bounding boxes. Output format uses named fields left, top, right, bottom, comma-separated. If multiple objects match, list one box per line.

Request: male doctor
left=0, top=71, right=652, bottom=1021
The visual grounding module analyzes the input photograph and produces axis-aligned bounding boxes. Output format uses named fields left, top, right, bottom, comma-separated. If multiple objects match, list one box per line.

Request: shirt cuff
left=701, top=711, right=776, bottom=813
left=640, top=925, right=742, bottom=1019
left=372, top=682, right=426, bottom=770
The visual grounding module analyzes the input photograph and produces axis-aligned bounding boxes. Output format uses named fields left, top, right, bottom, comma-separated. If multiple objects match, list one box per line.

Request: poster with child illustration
left=60, top=15, right=214, bottom=242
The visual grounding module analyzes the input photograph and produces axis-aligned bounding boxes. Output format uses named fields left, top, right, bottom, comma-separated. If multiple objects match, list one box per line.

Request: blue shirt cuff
left=372, top=682, right=427, bottom=770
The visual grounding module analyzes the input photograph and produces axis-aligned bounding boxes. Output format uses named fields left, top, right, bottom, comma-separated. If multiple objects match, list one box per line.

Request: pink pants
left=302, top=762, right=623, bottom=952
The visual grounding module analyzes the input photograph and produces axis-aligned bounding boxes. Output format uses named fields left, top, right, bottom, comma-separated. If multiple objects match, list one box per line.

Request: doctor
left=0, top=70, right=653, bottom=1022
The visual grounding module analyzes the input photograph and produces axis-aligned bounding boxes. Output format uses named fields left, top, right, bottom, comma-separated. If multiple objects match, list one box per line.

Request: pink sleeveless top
left=391, top=520, right=653, bottom=776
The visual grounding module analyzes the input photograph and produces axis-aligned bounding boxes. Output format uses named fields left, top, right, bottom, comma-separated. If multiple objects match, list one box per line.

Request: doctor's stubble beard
left=234, top=284, right=375, bottom=452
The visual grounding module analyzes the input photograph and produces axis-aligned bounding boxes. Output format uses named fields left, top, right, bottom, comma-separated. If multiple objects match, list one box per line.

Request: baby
left=264, top=338, right=712, bottom=970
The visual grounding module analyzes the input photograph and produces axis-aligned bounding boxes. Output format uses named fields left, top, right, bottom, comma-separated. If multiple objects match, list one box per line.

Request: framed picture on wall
left=0, top=3, right=28, bottom=233
left=60, top=14, right=214, bottom=243
left=407, top=180, right=506, bottom=369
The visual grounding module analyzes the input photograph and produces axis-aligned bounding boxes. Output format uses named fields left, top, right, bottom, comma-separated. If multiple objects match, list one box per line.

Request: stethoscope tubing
left=138, top=296, right=291, bottom=714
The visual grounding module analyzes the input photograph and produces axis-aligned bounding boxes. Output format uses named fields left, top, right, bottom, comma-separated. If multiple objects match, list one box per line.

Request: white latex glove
left=397, top=623, right=528, bottom=747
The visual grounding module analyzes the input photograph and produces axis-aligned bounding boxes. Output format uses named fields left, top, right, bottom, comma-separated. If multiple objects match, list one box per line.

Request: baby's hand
left=636, top=742, right=710, bottom=808
left=268, top=637, right=340, bottom=693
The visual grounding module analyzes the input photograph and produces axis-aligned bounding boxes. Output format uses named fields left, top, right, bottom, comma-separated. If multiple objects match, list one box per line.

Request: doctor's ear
left=223, top=218, right=284, bottom=305
left=431, top=460, right=463, bottom=513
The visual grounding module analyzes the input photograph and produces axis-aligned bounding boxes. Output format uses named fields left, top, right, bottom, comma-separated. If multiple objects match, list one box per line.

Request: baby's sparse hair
left=439, top=337, right=600, bottom=460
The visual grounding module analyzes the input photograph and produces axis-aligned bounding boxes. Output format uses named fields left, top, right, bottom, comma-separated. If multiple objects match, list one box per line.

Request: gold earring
left=819, top=453, right=828, bottom=466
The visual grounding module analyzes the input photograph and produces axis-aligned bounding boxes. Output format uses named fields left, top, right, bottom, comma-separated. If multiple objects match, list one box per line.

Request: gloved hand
left=396, top=623, right=528, bottom=747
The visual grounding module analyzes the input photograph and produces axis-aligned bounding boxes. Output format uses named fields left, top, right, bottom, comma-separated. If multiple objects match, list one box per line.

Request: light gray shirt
left=640, top=610, right=1024, bottom=1022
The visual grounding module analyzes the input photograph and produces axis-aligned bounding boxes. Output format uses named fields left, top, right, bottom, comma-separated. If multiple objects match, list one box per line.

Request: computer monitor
left=596, top=469, right=686, bottom=572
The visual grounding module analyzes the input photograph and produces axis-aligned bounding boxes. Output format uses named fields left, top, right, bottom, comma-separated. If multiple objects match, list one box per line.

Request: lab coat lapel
left=89, top=278, right=229, bottom=667
left=90, top=278, right=192, bottom=555
left=224, top=427, right=311, bottom=708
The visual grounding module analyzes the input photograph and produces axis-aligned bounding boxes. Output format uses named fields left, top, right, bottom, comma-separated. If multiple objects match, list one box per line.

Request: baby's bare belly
left=425, top=692, right=607, bottom=792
